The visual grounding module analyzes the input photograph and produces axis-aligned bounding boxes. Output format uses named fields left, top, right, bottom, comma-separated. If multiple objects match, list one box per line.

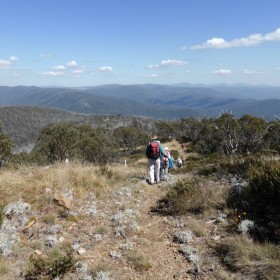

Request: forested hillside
left=0, top=106, right=156, bottom=151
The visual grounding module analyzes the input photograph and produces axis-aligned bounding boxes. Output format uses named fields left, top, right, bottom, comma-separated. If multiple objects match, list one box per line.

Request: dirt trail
left=70, top=177, right=194, bottom=280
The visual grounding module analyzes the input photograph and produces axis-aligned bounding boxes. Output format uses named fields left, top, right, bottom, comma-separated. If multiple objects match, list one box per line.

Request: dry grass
left=0, top=161, right=137, bottom=212
left=215, top=235, right=280, bottom=280
left=127, top=251, right=152, bottom=271
left=0, top=258, right=11, bottom=276
left=186, top=217, right=207, bottom=237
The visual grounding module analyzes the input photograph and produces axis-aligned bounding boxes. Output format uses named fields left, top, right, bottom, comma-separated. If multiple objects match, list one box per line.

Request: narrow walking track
left=69, top=176, right=194, bottom=279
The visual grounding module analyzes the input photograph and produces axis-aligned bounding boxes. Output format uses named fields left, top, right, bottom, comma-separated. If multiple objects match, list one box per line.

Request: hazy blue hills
left=0, top=84, right=279, bottom=120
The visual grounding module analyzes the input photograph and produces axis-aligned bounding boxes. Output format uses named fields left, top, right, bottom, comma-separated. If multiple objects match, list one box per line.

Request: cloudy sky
left=1, top=0, right=280, bottom=87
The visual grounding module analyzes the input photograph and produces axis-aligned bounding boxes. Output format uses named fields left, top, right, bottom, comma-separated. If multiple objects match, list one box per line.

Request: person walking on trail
left=163, top=147, right=171, bottom=178
left=145, top=135, right=164, bottom=185
left=176, top=156, right=183, bottom=168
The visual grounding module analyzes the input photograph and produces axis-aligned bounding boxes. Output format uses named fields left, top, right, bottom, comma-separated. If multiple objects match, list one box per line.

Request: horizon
left=1, top=82, right=280, bottom=89
left=1, top=0, right=280, bottom=87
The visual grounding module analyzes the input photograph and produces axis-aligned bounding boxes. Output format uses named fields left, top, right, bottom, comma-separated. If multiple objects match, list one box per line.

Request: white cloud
left=149, top=74, right=159, bottom=78
left=190, top=27, right=280, bottom=49
left=147, top=64, right=159, bottom=69
left=53, top=65, right=66, bottom=70
left=213, top=68, right=232, bottom=75
left=243, top=69, right=264, bottom=75
left=73, top=69, right=84, bottom=74
left=161, top=59, right=187, bottom=66
left=42, top=71, right=65, bottom=76
left=147, top=59, right=187, bottom=69
left=9, top=56, right=18, bottom=62
left=66, top=60, right=78, bottom=68
left=0, top=59, right=12, bottom=67
left=98, top=66, right=113, bottom=72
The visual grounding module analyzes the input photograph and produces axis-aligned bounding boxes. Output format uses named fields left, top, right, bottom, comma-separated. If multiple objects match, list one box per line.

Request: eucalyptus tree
left=238, top=114, right=269, bottom=154
left=113, top=126, right=148, bottom=154
left=214, top=113, right=240, bottom=155
left=32, top=122, right=79, bottom=163
left=0, top=124, right=14, bottom=167
left=76, top=125, right=117, bottom=164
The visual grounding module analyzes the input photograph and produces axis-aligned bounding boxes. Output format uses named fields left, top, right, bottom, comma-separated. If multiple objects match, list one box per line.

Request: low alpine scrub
left=245, top=160, right=280, bottom=242
left=156, top=177, right=228, bottom=215
left=226, top=160, right=280, bottom=242
left=24, top=243, right=76, bottom=279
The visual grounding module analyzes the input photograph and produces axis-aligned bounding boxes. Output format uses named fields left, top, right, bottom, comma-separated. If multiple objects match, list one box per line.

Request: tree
left=266, top=118, right=280, bottom=153
left=77, top=125, right=117, bottom=164
left=113, top=126, right=147, bottom=154
left=33, top=123, right=79, bottom=163
left=238, top=115, right=269, bottom=154
left=214, top=113, right=240, bottom=155
left=0, top=130, right=14, bottom=167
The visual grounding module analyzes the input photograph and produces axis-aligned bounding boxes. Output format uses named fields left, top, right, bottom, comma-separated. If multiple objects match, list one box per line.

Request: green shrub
left=24, top=243, right=75, bottom=279
left=170, top=149, right=179, bottom=159
left=245, top=161, right=280, bottom=241
left=163, top=178, right=205, bottom=214
left=227, top=160, right=280, bottom=242
left=155, top=176, right=228, bottom=216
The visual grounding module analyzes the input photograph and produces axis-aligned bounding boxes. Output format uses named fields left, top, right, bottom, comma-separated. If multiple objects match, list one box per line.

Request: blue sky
left=1, top=0, right=280, bottom=87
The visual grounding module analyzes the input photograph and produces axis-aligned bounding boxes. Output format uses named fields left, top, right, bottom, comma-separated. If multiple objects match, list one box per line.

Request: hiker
left=145, top=135, right=164, bottom=185
left=162, top=147, right=171, bottom=178
left=176, top=156, right=183, bottom=168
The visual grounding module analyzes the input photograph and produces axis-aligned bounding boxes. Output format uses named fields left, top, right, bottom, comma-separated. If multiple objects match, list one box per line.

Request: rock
left=212, top=235, right=220, bottom=241
left=174, top=230, right=193, bottom=244
left=0, top=200, right=31, bottom=256
left=34, top=250, right=42, bottom=255
left=59, top=236, right=65, bottom=243
left=45, top=236, right=58, bottom=248
left=53, top=193, right=73, bottom=210
left=47, top=224, right=63, bottom=235
left=78, top=248, right=86, bottom=255
left=4, top=200, right=31, bottom=219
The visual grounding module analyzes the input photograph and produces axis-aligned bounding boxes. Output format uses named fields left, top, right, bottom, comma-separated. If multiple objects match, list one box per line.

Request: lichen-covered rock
left=174, top=230, right=193, bottom=244
left=0, top=200, right=31, bottom=256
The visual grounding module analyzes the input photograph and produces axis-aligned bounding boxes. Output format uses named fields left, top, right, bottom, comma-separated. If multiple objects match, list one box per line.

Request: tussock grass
left=127, top=251, right=152, bottom=271
left=186, top=217, right=207, bottom=237
left=0, top=161, right=132, bottom=211
left=215, top=235, right=280, bottom=280
left=0, top=257, right=11, bottom=276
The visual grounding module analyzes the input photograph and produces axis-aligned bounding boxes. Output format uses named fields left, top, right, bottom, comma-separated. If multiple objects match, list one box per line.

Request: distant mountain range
left=0, top=84, right=279, bottom=120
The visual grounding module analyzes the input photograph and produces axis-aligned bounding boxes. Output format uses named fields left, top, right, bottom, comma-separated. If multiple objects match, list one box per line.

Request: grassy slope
left=1, top=141, right=279, bottom=279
